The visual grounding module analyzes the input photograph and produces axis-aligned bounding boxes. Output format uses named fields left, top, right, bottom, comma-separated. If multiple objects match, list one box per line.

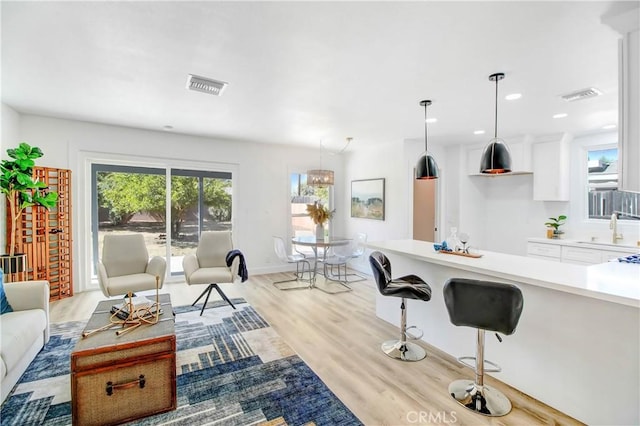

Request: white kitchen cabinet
left=561, top=246, right=602, bottom=265
left=532, top=133, right=572, bottom=201
left=507, top=136, right=533, bottom=173
left=467, top=136, right=534, bottom=176
left=527, top=239, right=638, bottom=265
left=466, top=146, right=484, bottom=175
left=604, top=8, right=639, bottom=192
left=527, top=242, right=561, bottom=261
left=600, top=248, right=640, bottom=263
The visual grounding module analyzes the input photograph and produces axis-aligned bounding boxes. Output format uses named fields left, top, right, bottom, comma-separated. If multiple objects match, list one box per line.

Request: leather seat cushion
left=383, top=276, right=432, bottom=301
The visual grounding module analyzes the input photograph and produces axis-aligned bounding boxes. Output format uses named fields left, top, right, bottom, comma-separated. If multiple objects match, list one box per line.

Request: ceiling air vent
left=560, top=87, right=602, bottom=102
left=186, top=74, right=228, bottom=96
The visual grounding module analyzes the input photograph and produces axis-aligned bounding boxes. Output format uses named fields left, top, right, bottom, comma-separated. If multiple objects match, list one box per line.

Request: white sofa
left=0, top=280, right=50, bottom=404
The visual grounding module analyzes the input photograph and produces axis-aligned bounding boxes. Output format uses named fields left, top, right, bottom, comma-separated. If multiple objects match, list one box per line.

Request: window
left=290, top=173, right=330, bottom=238
left=587, top=146, right=639, bottom=220
left=92, top=164, right=233, bottom=278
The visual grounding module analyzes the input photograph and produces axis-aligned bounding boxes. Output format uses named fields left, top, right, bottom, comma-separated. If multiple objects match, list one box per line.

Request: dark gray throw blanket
left=226, top=249, right=248, bottom=282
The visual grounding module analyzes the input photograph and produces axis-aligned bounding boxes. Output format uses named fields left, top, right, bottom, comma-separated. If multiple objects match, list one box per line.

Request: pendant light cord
left=494, top=76, right=499, bottom=139
left=424, top=103, right=428, bottom=152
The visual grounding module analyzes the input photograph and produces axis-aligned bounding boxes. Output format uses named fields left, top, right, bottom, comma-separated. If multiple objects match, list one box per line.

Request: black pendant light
left=415, top=100, right=439, bottom=180
left=480, top=72, right=512, bottom=174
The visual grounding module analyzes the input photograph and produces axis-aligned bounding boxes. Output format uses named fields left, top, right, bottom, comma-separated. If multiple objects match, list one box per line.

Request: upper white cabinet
left=604, top=6, right=639, bottom=192
left=466, top=146, right=484, bottom=175
left=532, top=133, right=572, bottom=201
left=466, top=135, right=534, bottom=176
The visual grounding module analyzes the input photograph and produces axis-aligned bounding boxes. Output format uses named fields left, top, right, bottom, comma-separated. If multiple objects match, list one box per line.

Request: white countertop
left=368, top=239, right=640, bottom=308
left=528, top=237, right=639, bottom=253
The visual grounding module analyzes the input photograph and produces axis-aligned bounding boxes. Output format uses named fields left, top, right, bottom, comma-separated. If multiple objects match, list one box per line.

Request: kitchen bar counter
left=370, top=239, right=640, bottom=307
left=368, top=239, right=639, bottom=425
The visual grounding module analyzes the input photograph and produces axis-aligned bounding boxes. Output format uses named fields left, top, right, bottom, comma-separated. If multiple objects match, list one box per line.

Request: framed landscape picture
left=351, top=178, right=385, bottom=220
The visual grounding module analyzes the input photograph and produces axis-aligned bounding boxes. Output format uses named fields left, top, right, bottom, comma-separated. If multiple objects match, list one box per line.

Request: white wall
left=448, top=131, right=638, bottom=255
left=0, top=104, right=22, bottom=253
left=344, top=130, right=639, bottom=261
left=9, top=110, right=639, bottom=290
left=15, top=113, right=345, bottom=291
left=341, top=137, right=446, bottom=274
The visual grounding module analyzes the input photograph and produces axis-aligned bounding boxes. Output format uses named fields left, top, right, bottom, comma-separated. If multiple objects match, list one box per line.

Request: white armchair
left=97, top=234, right=166, bottom=297
left=183, top=231, right=240, bottom=315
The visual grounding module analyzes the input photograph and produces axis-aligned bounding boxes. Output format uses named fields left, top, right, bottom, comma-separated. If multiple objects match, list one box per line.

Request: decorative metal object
left=81, top=276, right=162, bottom=338
left=415, top=100, right=439, bottom=179
left=480, top=73, right=512, bottom=174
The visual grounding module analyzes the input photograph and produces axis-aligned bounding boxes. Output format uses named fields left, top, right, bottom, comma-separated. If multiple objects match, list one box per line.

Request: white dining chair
left=272, top=237, right=313, bottom=290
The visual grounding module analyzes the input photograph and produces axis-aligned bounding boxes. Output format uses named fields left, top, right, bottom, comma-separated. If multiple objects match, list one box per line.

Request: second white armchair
left=183, top=231, right=240, bottom=315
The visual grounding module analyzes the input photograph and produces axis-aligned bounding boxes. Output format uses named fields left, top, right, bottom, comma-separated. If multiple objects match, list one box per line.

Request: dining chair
left=323, top=232, right=368, bottom=286
left=272, top=236, right=313, bottom=290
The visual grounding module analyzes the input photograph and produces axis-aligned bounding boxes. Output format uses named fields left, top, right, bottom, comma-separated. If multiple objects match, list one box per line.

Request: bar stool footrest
left=457, top=356, right=502, bottom=372
left=406, top=325, right=424, bottom=340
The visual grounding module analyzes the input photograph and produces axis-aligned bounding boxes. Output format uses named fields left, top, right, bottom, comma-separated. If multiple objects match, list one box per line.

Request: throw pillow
left=0, top=269, right=14, bottom=314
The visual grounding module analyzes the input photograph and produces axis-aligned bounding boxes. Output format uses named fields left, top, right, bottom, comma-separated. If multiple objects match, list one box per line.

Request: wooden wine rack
left=5, top=166, right=73, bottom=300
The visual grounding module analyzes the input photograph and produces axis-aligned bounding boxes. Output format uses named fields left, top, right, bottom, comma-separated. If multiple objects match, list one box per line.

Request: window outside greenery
left=93, top=164, right=232, bottom=276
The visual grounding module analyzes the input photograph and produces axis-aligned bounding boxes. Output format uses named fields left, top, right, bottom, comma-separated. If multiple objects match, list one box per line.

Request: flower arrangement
left=306, top=202, right=335, bottom=225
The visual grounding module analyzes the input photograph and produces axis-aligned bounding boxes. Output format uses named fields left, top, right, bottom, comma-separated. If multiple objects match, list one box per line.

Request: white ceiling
left=0, top=1, right=630, bottom=152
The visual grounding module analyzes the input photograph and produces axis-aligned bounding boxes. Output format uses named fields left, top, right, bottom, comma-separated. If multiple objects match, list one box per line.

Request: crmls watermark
left=406, top=410, right=458, bottom=424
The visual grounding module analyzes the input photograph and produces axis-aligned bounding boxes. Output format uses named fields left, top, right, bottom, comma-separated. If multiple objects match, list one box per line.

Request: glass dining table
left=291, top=235, right=351, bottom=293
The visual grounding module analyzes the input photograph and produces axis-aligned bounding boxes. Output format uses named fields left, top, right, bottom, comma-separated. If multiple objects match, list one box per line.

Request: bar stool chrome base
left=448, top=380, right=512, bottom=416
left=381, top=340, right=426, bottom=361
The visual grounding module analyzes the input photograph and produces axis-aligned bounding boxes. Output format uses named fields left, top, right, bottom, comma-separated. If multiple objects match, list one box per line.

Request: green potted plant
left=545, top=215, right=567, bottom=239
left=1, top=142, right=58, bottom=277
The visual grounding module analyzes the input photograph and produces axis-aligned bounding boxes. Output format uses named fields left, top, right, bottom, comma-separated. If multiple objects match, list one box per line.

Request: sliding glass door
left=92, top=164, right=167, bottom=274
left=169, top=169, right=232, bottom=275
left=91, top=164, right=232, bottom=279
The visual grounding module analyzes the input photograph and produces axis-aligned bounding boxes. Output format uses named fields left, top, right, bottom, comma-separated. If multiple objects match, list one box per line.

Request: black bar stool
left=369, top=251, right=432, bottom=361
left=443, top=278, right=524, bottom=416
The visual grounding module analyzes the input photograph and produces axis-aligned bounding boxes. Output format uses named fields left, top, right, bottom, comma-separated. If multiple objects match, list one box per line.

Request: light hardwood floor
left=50, top=273, right=582, bottom=426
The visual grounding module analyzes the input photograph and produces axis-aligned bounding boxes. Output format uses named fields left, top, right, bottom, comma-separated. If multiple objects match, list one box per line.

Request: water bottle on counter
left=447, top=227, right=461, bottom=252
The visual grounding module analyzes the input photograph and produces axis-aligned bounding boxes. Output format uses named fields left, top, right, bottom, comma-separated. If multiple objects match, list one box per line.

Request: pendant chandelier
left=480, top=72, right=512, bottom=174
left=415, top=100, right=439, bottom=179
left=308, top=140, right=334, bottom=186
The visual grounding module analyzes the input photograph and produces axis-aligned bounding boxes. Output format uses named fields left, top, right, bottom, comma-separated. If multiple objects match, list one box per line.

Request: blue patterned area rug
left=1, top=298, right=361, bottom=425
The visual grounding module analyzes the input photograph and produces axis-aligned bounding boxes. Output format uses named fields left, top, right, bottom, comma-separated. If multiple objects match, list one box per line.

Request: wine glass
left=458, top=232, right=470, bottom=254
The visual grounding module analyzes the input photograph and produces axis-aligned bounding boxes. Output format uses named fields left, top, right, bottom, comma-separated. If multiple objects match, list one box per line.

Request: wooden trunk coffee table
left=71, top=294, right=176, bottom=426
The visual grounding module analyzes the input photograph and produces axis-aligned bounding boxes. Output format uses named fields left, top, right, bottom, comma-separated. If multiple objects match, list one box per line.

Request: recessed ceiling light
left=425, top=118, right=437, bottom=123
left=602, top=124, right=617, bottom=130
left=473, top=130, right=486, bottom=135
left=505, top=93, right=522, bottom=100
left=553, top=113, right=568, bottom=119
left=163, top=125, right=174, bottom=131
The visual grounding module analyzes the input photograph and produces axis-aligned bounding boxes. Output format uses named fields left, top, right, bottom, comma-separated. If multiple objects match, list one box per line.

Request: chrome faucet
left=610, top=213, right=624, bottom=244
